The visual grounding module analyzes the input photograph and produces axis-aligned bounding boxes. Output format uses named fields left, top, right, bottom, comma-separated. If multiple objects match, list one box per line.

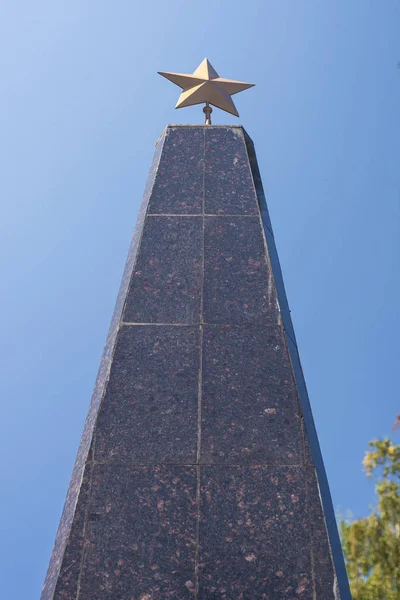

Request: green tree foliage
left=340, top=416, right=400, bottom=599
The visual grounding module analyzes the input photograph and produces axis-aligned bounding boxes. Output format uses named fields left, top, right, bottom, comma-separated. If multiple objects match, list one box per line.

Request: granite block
left=148, top=127, right=204, bottom=214
left=108, top=129, right=166, bottom=337
left=198, top=466, right=313, bottom=599
left=79, top=465, right=197, bottom=600
left=201, top=325, right=303, bottom=465
left=123, top=216, right=202, bottom=324
left=95, top=325, right=200, bottom=463
left=306, top=469, right=337, bottom=600
left=203, top=216, right=279, bottom=324
left=51, top=463, right=92, bottom=600
left=204, top=128, right=258, bottom=215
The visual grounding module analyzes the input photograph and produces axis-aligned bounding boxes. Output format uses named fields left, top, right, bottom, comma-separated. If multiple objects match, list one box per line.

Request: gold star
left=158, top=58, right=254, bottom=118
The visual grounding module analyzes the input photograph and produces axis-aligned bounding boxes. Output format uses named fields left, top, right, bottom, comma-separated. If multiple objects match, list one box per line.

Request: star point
left=158, top=58, right=254, bottom=121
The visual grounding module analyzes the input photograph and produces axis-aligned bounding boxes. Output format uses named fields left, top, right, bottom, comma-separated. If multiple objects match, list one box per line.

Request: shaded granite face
left=204, top=128, right=258, bottom=215
left=199, top=467, right=312, bottom=600
left=203, top=216, right=278, bottom=324
left=80, top=465, right=197, bottom=599
left=42, top=125, right=351, bottom=600
left=148, top=126, right=204, bottom=214
left=95, top=325, right=200, bottom=463
left=123, top=216, right=202, bottom=324
left=201, top=325, right=303, bottom=465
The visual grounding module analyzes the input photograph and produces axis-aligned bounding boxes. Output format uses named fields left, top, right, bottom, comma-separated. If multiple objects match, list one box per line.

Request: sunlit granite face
left=41, top=126, right=351, bottom=600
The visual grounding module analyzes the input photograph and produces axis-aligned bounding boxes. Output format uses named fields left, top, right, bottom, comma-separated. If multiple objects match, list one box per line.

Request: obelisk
left=41, top=60, right=351, bottom=599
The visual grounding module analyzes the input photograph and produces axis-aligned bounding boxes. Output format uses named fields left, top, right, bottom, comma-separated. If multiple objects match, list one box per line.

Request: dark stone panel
left=52, top=463, right=92, bottom=600
left=108, top=128, right=167, bottom=338
left=203, top=216, right=279, bottom=324
left=41, top=437, right=99, bottom=598
left=204, top=127, right=258, bottom=215
left=201, top=325, right=303, bottom=465
left=198, top=466, right=313, bottom=600
left=95, top=325, right=200, bottom=464
left=123, top=216, right=202, bottom=324
left=148, top=126, right=204, bottom=214
left=79, top=465, right=197, bottom=600
left=306, top=469, right=337, bottom=600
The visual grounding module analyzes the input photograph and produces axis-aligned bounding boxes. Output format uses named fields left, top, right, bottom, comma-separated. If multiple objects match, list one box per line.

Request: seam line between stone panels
left=120, top=322, right=298, bottom=328
left=194, top=126, right=206, bottom=599
left=300, top=416, right=308, bottom=466
left=146, top=213, right=259, bottom=217
left=305, top=461, right=318, bottom=599
left=86, top=461, right=312, bottom=467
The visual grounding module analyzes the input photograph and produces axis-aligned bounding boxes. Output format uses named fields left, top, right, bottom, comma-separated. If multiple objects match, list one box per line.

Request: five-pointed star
left=158, top=58, right=254, bottom=117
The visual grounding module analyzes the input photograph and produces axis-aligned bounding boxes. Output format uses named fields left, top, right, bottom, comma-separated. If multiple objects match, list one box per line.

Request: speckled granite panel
left=198, top=466, right=313, bottom=600
left=203, top=216, right=279, bottom=324
left=108, top=130, right=167, bottom=336
left=79, top=465, right=197, bottom=600
left=51, top=463, right=92, bottom=600
left=123, top=216, right=202, bottom=324
left=204, top=128, right=258, bottom=215
left=95, top=325, right=199, bottom=463
left=201, top=325, right=303, bottom=465
left=148, top=126, right=204, bottom=214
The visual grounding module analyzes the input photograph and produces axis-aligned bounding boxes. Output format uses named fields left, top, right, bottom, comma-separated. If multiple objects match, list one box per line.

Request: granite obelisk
left=41, top=123, right=351, bottom=599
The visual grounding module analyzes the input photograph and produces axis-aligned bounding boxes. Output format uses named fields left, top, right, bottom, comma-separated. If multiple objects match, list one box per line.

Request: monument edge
left=242, top=127, right=352, bottom=600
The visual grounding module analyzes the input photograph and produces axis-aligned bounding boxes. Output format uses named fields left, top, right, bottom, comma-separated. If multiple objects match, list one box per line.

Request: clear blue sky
left=0, top=1, right=399, bottom=597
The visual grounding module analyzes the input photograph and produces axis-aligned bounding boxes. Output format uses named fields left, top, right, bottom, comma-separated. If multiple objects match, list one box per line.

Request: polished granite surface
left=42, top=126, right=350, bottom=600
